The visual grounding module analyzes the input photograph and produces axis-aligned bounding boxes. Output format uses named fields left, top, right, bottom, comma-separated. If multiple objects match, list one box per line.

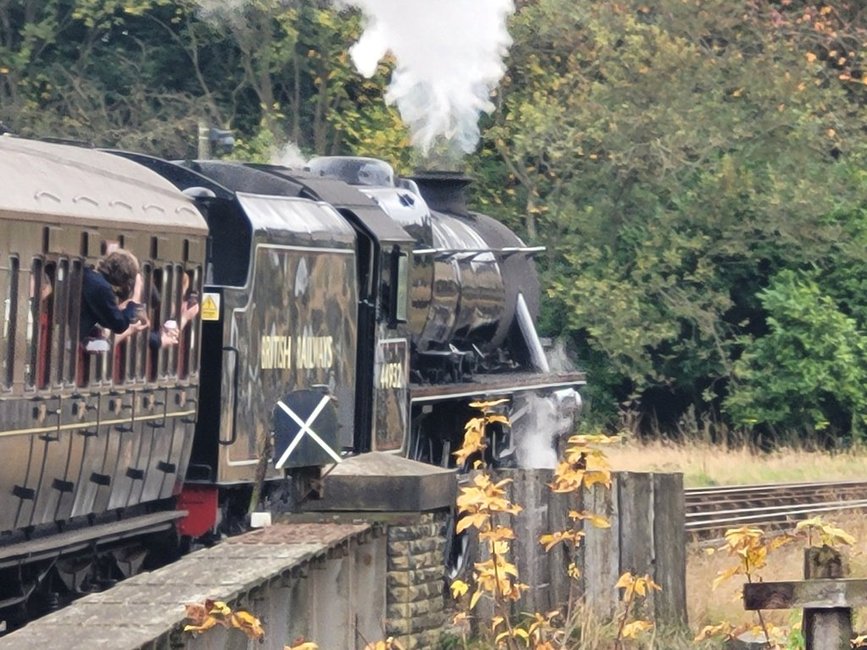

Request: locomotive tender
left=0, top=136, right=583, bottom=626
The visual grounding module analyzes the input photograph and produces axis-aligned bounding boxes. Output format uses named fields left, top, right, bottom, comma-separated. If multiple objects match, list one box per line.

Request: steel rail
left=684, top=480, right=867, bottom=537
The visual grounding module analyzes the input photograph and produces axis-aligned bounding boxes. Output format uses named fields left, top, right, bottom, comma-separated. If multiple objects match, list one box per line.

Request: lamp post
left=197, top=119, right=211, bottom=159
left=197, top=120, right=235, bottom=159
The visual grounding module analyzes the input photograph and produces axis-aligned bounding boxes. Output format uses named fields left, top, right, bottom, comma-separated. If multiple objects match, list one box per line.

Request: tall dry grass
left=603, top=439, right=867, bottom=487
left=687, top=513, right=867, bottom=643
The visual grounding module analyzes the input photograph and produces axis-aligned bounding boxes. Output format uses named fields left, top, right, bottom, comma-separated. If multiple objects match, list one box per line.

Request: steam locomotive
left=0, top=136, right=583, bottom=627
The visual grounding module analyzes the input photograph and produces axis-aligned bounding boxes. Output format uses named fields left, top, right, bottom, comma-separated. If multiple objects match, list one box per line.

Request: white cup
left=164, top=319, right=178, bottom=332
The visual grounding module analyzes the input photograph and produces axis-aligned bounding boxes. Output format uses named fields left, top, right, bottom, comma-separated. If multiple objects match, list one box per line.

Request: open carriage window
left=0, top=256, right=17, bottom=389
left=147, top=265, right=175, bottom=380
left=127, top=262, right=152, bottom=383
left=63, top=260, right=82, bottom=386
left=179, top=266, right=201, bottom=378
left=26, top=258, right=55, bottom=389
left=47, top=259, right=71, bottom=388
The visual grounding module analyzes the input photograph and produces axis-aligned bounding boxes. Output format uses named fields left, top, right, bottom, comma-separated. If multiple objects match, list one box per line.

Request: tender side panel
left=217, top=243, right=358, bottom=482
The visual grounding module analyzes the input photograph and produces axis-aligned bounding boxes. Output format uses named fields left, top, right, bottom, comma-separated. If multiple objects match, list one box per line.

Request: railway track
left=684, top=479, right=867, bottom=537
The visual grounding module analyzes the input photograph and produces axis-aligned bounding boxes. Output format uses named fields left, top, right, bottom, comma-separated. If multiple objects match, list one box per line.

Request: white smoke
left=270, top=141, right=307, bottom=168
left=193, top=0, right=249, bottom=20
left=507, top=391, right=580, bottom=469
left=345, top=0, right=515, bottom=155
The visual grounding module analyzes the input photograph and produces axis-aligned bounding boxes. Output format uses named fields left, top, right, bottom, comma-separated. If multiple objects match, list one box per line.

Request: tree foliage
left=0, top=0, right=410, bottom=161
left=725, top=269, right=867, bottom=444
left=3, top=0, right=867, bottom=442
left=475, top=0, right=867, bottom=439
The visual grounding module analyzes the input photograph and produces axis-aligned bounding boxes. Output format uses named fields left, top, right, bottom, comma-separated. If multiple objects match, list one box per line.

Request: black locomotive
left=0, top=137, right=583, bottom=628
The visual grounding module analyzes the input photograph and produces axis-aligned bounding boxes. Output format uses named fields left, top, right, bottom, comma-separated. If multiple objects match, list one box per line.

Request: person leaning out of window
left=80, top=249, right=179, bottom=350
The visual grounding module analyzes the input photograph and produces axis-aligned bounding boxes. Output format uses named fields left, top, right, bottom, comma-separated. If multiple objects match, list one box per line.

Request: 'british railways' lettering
left=261, top=335, right=333, bottom=370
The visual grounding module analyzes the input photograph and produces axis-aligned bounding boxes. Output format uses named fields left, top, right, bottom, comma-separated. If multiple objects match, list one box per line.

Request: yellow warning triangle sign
left=200, top=293, right=219, bottom=321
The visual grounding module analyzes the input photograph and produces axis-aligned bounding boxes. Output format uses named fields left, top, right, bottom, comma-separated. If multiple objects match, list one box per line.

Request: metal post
left=197, top=120, right=210, bottom=160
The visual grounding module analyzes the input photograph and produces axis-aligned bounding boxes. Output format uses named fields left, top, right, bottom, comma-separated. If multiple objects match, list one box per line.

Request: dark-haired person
left=80, top=249, right=145, bottom=346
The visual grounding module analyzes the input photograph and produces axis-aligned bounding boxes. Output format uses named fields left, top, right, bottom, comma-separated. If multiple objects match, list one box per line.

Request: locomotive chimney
left=411, top=171, right=471, bottom=216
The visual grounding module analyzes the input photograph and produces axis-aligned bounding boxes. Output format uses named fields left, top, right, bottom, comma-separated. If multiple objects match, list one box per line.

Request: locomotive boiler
left=0, top=136, right=583, bottom=629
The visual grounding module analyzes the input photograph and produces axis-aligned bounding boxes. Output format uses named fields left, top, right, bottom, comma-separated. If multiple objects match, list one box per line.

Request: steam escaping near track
left=511, top=391, right=581, bottom=469
left=344, top=0, right=515, bottom=156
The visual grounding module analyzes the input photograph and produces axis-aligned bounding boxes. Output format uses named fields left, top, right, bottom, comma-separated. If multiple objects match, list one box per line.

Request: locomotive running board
left=0, top=511, right=186, bottom=569
left=409, top=371, right=586, bottom=403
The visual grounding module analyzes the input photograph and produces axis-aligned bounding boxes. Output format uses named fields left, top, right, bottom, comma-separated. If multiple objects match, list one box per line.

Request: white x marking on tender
left=274, top=395, right=342, bottom=469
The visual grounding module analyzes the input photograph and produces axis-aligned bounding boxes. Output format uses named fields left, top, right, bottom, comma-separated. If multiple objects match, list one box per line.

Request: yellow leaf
left=712, top=564, right=741, bottom=590
left=621, top=620, right=653, bottom=638
left=585, top=513, right=611, bottom=528
left=469, top=588, right=483, bottom=610
left=539, top=531, right=571, bottom=551
left=184, top=617, right=220, bottom=635
left=615, top=572, right=635, bottom=589
left=450, top=579, right=469, bottom=598
left=469, top=398, right=510, bottom=409
left=583, top=469, right=611, bottom=489
left=208, top=600, right=232, bottom=618
left=824, top=526, right=855, bottom=546
left=694, top=622, right=734, bottom=642
left=230, top=610, right=265, bottom=640
left=456, top=513, right=488, bottom=533
left=480, top=526, right=516, bottom=542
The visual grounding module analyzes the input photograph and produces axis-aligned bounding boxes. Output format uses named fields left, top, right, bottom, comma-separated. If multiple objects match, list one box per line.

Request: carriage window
left=128, top=263, right=152, bottom=382
left=179, top=266, right=201, bottom=378
left=48, top=260, right=69, bottom=387
left=0, top=256, right=17, bottom=388
left=26, top=258, right=54, bottom=389
left=38, top=261, right=58, bottom=389
left=64, top=260, right=82, bottom=386
left=167, top=264, right=181, bottom=377
left=148, top=265, right=176, bottom=380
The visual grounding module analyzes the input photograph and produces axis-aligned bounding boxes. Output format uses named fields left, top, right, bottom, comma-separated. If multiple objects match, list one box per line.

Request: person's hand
left=180, top=302, right=200, bottom=330
left=160, top=322, right=180, bottom=347
left=114, top=319, right=148, bottom=345
left=131, top=319, right=149, bottom=333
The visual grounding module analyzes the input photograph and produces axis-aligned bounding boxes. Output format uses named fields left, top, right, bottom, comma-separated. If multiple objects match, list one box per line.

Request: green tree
left=724, top=269, right=867, bottom=445
left=0, top=1, right=412, bottom=163
left=474, top=0, right=867, bottom=434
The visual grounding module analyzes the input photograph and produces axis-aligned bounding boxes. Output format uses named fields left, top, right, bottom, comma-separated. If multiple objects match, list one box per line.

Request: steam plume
left=345, top=0, right=515, bottom=155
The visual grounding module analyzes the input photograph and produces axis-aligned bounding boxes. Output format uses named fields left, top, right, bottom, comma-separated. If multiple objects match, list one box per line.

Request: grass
left=686, top=512, right=867, bottom=646
left=603, top=438, right=867, bottom=487
left=602, top=440, right=867, bottom=646
left=443, top=441, right=867, bottom=648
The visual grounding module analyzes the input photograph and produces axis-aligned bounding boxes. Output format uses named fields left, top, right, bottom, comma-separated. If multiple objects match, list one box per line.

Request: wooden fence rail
left=469, top=470, right=687, bottom=627
left=742, top=546, right=863, bottom=650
